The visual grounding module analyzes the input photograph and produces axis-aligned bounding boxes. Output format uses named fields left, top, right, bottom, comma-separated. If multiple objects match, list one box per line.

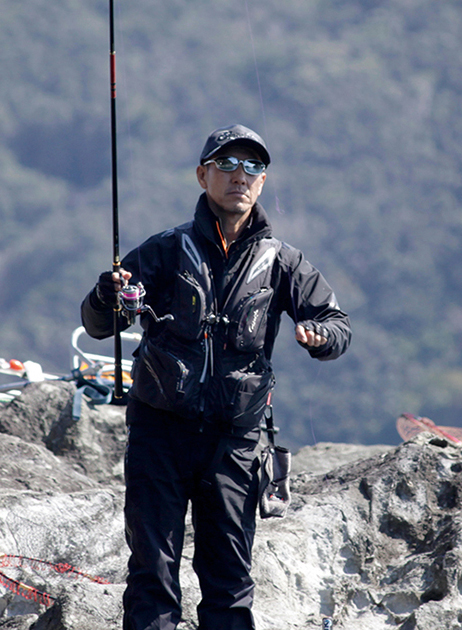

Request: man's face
left=196, top=146, right=267, bottom=219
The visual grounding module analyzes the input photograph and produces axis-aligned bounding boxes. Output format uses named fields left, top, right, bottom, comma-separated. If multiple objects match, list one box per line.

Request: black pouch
left=228, top=288, right=274, bottom=353
left=259, top=401, right=291, bottom=518
left=130, top=337, right=200, bottom=417
left=219, top=358, right=275, bottom=427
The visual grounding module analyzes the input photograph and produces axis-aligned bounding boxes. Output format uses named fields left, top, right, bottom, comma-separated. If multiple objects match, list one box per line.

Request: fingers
left=295, top=324, right=328, bottom=347
left=112, top=269, right=132, bottom=291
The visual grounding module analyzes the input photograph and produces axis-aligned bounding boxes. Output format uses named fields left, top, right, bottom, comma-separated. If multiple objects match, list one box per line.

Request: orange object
left=8, top=360, right=24, bottom=371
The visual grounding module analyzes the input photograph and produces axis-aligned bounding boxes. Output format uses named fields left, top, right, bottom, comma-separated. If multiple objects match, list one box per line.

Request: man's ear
left=256, top=172, right=267, bottom=196
left=196, top=165, right=208, bottom=190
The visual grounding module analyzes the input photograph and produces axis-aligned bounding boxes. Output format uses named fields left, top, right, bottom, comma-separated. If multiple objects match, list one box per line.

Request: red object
left=397, top=413, right=462, bottom=444
left=9, top=359, right=24, bottom=371
left=0, top=554, right=110, bottom=607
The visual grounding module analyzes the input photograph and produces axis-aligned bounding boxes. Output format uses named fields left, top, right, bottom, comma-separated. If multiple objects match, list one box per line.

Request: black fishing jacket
left=81, top=193, right=351, bottom=429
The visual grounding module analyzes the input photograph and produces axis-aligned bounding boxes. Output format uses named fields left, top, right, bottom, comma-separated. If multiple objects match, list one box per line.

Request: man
left=81, top=124, right=351, bottom=630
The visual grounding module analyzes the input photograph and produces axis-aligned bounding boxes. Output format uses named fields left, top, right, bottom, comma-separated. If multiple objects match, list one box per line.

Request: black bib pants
left=123, top=399, right=260, bottom=630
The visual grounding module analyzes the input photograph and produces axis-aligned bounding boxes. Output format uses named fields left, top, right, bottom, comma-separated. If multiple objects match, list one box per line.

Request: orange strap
left=215, top=221, right=229, bottom=258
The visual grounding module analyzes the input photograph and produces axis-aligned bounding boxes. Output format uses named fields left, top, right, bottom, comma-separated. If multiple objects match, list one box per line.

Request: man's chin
left=224, top=202, right=252, bottom=215
left=206, top=195, right=253, bottom=217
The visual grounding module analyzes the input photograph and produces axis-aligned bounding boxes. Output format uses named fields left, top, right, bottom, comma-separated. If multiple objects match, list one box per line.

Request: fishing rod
left=108, top=0, right=123, bottom=399
left=107, top=0, right=173, bottom=399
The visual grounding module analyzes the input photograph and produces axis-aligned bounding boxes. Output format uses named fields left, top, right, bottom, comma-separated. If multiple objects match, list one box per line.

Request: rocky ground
left=0, top=381, right=461, bottom=629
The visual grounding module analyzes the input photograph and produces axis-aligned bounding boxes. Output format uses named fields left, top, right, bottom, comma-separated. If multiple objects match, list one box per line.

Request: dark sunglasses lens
left=214, top=157, right=237, bottom=171
left=213, top=157, right=265, bottom=175
left=243, top=160, right=265, bottom=175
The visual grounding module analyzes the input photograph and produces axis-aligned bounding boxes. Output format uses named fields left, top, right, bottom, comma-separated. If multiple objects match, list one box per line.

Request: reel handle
left=119, top=282, right=174, bottom=325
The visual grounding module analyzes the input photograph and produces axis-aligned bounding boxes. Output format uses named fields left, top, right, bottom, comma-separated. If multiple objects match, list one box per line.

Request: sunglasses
left=203, top=156, right=266, bottom=176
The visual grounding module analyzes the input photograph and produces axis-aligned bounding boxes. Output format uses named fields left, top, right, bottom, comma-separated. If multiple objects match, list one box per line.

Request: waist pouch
left=213, top=360, right=275, bottom=427
left=130, top=337, right=201, bottom=419
left=130, top=337, right=274, bottom=428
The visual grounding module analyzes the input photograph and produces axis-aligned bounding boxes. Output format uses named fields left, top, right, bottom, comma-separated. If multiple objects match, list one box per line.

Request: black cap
left=200, top=124, right=271, bottom=166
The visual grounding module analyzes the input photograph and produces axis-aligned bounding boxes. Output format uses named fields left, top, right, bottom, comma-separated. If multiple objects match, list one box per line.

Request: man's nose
left=231, top=164, right=247, bottom=182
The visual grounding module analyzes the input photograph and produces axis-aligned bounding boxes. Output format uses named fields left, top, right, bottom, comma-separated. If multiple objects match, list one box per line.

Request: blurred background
left=1, top=0, right=462, bottom=449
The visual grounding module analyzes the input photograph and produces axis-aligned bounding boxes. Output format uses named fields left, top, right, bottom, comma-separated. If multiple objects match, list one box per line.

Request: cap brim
left=202, top=138, right=271, bottom=166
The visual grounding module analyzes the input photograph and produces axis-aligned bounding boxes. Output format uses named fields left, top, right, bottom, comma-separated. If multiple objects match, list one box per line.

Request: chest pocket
left=167, top=271, right=207, bottom=340
left=227, top=287, right=274, bottom=353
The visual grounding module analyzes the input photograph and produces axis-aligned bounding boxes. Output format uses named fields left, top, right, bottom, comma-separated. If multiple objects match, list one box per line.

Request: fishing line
left=244, top=3, right=326, bottom=448
left=243, top=0, right=283, bottom=214
left=287, top=266, right=322, bottom=447
left=307, top=363, right=323, bottom=447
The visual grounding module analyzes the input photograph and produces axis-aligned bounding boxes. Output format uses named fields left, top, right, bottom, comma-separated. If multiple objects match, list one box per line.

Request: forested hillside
left=1, top=0, right=462, bottom=448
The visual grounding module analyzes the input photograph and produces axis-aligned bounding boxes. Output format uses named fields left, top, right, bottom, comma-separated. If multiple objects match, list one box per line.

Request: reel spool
left=119, top=283, right=146, bottom=325
left=119, top=282, right=174, bottom=325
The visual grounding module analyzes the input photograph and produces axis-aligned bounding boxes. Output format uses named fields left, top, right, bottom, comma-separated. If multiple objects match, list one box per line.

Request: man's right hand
left=111, top=268, right=132, bottom=291
left=96, top=269, right=132, bottom=306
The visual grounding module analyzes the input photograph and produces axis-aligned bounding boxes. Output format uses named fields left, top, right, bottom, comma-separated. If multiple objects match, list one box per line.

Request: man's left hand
left=295, top=322, right=329, bottom=347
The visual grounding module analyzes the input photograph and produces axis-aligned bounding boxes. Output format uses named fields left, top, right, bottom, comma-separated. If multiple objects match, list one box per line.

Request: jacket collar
left=193, top=192, right=273, bottom=249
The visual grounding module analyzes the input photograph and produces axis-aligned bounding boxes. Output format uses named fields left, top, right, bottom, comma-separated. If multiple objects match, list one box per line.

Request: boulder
left=252, top=433, right=462, bottom=629
left=0, top=382, right=461, bottom=629
left=0, top=382, right=127, bottom=484
left=0, top=433, right=96, bottom=494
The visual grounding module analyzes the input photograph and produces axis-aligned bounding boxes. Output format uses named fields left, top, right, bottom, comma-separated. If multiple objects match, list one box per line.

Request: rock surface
left=1, top=381, right=462, bottom=629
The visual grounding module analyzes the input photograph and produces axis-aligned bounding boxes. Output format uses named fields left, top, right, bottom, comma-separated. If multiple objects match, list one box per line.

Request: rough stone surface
left=0, top=381, right=462, bottom=629
left=291, top=441, right=393, bottom=476
left=0, top=382, right=127, bottom=484
left=0, top=433, right=96, bottom=494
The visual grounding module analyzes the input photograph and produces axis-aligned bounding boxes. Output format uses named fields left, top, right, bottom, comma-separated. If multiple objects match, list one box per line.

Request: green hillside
left=1, top=0, right=462, bottom=448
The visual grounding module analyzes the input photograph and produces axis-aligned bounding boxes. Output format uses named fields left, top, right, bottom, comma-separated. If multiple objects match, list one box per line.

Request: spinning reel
left=118, top=282, right=174, bottom=326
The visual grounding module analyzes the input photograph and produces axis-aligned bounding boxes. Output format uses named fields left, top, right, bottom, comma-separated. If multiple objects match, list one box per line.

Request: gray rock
left=0, top=614, right=38, bottom=629
left=0, top=433, right=96, bottom=493
left=252, top=433, right=462, bottom=629
left=1, top=383, right=462, bottom=629
left=0, top=382, right=127, bottom=484
left=291, top=441, right=393, bottom=476
left=30, top=583, right=125, bottom=630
